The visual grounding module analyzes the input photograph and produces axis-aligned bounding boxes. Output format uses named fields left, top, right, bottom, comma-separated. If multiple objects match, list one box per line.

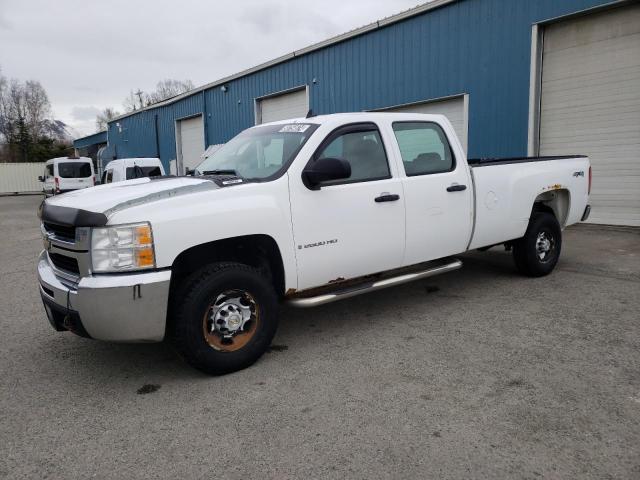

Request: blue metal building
left=74, top=0, right=640, bottom=225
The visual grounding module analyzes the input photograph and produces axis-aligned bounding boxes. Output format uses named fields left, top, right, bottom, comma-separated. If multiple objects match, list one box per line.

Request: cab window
left=392, top=122, right=455, bottom=176
left=314, top=124, right=390, bottom=184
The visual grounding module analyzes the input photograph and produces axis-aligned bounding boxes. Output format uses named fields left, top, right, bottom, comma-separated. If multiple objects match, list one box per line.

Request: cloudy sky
left=0, top=0, right=423, bottom=136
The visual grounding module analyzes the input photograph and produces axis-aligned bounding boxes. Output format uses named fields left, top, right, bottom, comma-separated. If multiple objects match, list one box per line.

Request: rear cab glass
left=126, top=166, right=163, bottom=180
left=57, top=162, right=92, bottom=178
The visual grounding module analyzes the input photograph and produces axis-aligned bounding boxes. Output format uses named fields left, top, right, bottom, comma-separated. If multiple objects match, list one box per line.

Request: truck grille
left=43, top=222, right=76, bottom=242
left=49, top=253, right=80, bottom=275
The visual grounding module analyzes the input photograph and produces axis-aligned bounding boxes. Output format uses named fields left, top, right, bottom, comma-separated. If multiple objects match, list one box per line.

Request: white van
left=101, top=158, right=165, bottom=184
left=39, top=157, right=95, bottom=196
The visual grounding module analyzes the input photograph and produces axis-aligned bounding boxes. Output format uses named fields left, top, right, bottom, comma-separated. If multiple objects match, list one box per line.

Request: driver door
left=289, top=123, right=405, bottom=291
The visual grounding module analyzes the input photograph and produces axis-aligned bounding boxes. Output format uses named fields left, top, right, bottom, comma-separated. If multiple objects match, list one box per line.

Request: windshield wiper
left=201, top=169, right=238, bottom=176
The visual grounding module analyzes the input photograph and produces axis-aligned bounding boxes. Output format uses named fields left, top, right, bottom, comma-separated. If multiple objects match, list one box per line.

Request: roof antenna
left=305, top=109, right=314, bottom=118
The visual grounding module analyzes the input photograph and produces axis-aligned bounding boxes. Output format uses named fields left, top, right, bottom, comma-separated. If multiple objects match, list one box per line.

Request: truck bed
left=468, top=155, right=588, bottom=167
left=467, top=155, right=591, bottom=250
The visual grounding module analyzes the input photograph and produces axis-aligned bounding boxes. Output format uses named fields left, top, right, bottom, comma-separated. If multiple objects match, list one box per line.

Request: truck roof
left=258, top=111, right=449, bottom=128
left=105, top=158, right=162, bottom=168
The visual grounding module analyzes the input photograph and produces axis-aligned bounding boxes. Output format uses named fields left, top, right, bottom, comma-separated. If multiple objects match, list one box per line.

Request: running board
left=287, top=258, right=462, bottom=308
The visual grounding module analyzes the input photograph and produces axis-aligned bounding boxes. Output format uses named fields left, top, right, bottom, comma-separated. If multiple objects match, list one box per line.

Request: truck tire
left=512, top=211, right=562, bottom=277
left=171, top=262, right=278, bottom=375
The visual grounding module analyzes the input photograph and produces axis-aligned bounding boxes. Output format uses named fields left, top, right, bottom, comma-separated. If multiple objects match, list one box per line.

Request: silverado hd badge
left=298, top=239, right=339, bottom=250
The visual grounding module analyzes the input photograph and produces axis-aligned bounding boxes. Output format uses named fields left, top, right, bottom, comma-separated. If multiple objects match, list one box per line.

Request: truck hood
left=45, top=176, right=221, bottom=217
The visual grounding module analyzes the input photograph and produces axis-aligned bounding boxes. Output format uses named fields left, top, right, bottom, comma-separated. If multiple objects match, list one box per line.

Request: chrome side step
left=287, top=258, right=462, bottom=308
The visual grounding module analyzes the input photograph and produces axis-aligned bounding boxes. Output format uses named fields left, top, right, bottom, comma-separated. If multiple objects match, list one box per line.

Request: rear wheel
left=513, top=211, right=562, bottom=277
left=171, top=262, right=278, bottom=375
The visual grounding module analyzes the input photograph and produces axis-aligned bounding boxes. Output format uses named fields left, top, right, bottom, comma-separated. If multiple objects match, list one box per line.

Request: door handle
left=446, top=184, right=467, bottom=192
left=375, top=193, right=400, bottom=203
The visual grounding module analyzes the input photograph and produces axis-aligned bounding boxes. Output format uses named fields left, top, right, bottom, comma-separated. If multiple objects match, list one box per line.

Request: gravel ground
left=1, top=194, right=639, bottom=479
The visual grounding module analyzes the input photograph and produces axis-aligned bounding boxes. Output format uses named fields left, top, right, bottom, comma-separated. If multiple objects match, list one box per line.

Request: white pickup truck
left=37, top=113, right=591, bottom=374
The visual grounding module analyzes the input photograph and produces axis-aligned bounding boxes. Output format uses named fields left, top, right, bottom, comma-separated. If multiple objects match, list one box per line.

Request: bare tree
left=0, top=67, right=66, bottom=162
left=95, top=107, right=120, bottom=131
left=0, top=68, right=8, bottom=142
left=146, top=79, right=194, bottom=104
left=24, top=80, right=51, bottom=140
left=122, top=79, right=194, bottom=112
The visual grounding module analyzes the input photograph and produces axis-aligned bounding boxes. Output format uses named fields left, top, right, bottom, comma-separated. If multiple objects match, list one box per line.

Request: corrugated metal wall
left=107, top=0, right=616, bottom=171
left=73, top=131, right=107, bottom=150
left=0, top=163, right=44, bottom=194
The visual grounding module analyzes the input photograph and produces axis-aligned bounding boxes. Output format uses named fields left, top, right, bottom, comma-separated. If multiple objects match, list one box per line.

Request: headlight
left=91, top=222, right=156, bottom=272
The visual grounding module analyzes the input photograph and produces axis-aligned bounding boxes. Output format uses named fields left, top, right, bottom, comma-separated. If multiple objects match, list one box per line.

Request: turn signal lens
left=135, top=225, right=153, bottom=245
left=135, top=247, right=155, bottom=267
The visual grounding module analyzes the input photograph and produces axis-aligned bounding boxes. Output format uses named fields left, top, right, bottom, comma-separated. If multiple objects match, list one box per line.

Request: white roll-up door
left=539, top=4, right=640, bottom=226
left=176, top=115, right=205, bottom=174
left=382, top=96, right=468, bottom=152
left=257, top=88, right=309, bottom=124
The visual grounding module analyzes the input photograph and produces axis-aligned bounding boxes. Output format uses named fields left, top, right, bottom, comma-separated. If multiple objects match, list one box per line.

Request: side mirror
left=302, top=157, right=351, bottom=189
left=38, top=176, right=44, bottom=182
left=185, top=168, right=195, bottom=176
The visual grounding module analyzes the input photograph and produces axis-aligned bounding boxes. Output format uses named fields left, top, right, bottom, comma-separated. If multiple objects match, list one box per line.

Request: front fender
left=108, top=176, right=298, bottom=291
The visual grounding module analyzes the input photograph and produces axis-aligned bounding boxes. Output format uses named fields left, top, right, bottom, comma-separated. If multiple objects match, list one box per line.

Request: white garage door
left=177, top=115, right=205, bottom=174
left=382, top=96, right=467, bottom=152
left=257, top=88, right=309, bottom=124
left=539, top=4, right=640, bottom=226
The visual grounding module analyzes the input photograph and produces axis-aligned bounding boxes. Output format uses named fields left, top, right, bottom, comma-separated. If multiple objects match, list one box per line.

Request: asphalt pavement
left=1, top=194, right=639, bottom=479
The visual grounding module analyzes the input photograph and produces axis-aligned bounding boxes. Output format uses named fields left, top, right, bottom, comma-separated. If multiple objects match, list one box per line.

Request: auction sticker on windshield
left=279, top=124, right=311, bottom=133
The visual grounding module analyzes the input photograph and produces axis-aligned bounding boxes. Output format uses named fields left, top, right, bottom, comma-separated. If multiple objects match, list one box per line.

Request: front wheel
left=512, top=212, right=562, bottom=277
left=171, top=262, right=278, bottom=375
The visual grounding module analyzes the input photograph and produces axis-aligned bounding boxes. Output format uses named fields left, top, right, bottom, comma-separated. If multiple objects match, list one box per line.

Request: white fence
left=0, top=163, right=44, bottom=194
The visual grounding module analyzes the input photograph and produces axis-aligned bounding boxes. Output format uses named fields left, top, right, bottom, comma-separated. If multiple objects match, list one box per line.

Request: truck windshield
left=195, top=123, right=318, bottom=180
left=58, top=162, right=92, bottom=178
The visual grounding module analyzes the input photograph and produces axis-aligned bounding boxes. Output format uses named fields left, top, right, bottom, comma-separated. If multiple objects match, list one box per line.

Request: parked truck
left=37, top=113, right=591, bottom=374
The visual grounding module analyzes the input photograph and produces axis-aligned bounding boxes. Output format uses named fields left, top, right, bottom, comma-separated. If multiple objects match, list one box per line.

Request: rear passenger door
left=289, top=123, right=405, bottom=290
left=391, top=121, right=473, bottom=265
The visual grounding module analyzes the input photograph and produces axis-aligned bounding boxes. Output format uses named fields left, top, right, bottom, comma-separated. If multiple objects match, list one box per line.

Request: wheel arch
left=169, top=234, right=286, bottom=299
left=532, top=188, right=571, bottom=227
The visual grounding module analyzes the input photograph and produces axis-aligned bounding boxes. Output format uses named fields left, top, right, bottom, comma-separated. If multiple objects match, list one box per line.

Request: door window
left=314, top=125, right=390, bottom=184
left=392, top=122, right=455, bottom=176
left=105, top=170, right=113, bottom=183
left=45, top=165, right=53, bottom=178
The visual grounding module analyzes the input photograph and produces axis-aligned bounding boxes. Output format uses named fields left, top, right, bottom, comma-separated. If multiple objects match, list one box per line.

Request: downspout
left=202, top=90, right=209, bottom=148
left=154, top=114, right=160, bottom=158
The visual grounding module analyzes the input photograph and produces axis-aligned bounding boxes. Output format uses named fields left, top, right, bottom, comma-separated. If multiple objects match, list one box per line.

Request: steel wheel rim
left=202, top=289, right=259, bottom=352
left=535, top=230, right=555, bottom=263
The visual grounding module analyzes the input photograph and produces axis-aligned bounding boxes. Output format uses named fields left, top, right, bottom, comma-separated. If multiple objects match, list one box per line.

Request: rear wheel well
left=169, top=235, right=285, bottom=300
left=532, top=189, right=570, bottom=227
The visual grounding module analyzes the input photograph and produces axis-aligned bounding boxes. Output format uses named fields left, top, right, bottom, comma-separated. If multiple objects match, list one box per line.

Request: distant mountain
left=41, top=119, right=79, bottom=143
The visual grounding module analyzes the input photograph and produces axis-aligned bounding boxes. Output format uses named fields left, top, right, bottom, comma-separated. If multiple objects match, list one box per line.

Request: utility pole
left=134, top=89, right=144, bottom=109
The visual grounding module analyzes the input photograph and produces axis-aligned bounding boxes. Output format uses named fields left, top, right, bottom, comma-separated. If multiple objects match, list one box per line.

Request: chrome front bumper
left=37, top=250, right=171, bottom=342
